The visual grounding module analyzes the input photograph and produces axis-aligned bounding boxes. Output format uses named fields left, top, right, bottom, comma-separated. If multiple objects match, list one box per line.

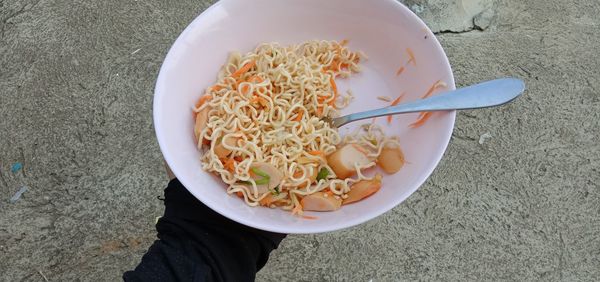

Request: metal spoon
left=325, top=78, right=525, bottom=128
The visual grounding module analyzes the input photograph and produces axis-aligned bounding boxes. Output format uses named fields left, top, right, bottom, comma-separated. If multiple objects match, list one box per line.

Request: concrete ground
left=1, top=0, right=598, bottom=280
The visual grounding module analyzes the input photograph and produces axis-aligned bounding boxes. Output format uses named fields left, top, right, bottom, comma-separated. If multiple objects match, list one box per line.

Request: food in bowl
left=192, top=40, right=406, bottom=216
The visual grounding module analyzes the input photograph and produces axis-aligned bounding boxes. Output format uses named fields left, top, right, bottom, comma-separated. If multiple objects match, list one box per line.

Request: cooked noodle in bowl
left=193, top=40, right=405, bottom=217
left=154, top=0, right=457, bottom=233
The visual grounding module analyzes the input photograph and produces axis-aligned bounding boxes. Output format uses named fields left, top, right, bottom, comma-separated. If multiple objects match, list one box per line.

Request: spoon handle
left=332, top=78, right=525, bottom=127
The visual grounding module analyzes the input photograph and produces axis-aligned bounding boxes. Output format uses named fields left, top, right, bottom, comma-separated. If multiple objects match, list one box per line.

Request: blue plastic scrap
left=10, top=186, right=28, bottom=203
left=11, top=163, right=23, bottom=173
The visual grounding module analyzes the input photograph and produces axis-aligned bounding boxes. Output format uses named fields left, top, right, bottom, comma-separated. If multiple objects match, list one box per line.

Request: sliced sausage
left=377, top=144, right=405, bottom=174
left=301, top=192, right=342, bottom=212
left=193, top=107, right=210, bottom=145
left=326, top=144, right=370, bottom=179
left=214, top=136, right=240, bottom=158
left=246, top=162, right=283, bottom=194
left=343, top=174, right=382, bottom=205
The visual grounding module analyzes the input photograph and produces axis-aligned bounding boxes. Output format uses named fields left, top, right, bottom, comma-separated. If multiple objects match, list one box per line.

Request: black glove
left=123, top=179, right=287, bottom=282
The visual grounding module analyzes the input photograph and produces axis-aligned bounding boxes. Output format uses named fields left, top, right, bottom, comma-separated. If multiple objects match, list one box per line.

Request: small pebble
left=9, top=186, right=28, bottom=203
left=479, top=132, right=492, bottom=144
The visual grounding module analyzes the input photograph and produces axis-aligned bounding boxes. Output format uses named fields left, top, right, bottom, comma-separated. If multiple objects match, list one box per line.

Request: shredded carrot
left=236, top=191, right=243, bottom=198
left=324, top=190, right=334, bottom=197
left=231, top=60, right=256, bottom=78
left=234, top=156, right=243, bottom=162
left=293, top=111, right=303, bottom=122
left=406, top=48, right=417, bottom=67
left=210, top=85, right=224, bottom=91
left=226, top=163, right=235, bottom=173
left=249, top=95, right=268, bottom=106
left=233, top=78, right=245, bottom=91
left=330, top=77, right=338, bottom=94
left=422, top=80, right=446, bottom=99
left=329, top=76, right=338, bottom=106
left=240, top=84, right=250, bottom=95
left=257, top=97, right=268, bottom=107
left=390, top=93, right=405, bottom=106
left=224, top=158, right=235, bottom=172
left=194, top=94, right=212, bottom=109
left=193, top=95, right=212, bottom=119
left=340, top=39, right=349, bottom=46
left=410, top=112, right=433, bottom=128
left=259, top=194, right=274, bottom=206
left=325, top=59, right=341, bottom=72
left=247, top=75, right=263, bottom=83
left=308, top=150, right=324, bottom=156
left=387, top=93, right=405, bottom=124
left=395, top=66, right=406, bottom=76
left=316, top=106, right=323, bottom=116
left=301, top=215, right=318, bottom=220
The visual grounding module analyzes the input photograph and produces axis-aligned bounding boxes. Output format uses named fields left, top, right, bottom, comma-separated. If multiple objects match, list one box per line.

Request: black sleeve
left=123, top=179, right=286, bottom=282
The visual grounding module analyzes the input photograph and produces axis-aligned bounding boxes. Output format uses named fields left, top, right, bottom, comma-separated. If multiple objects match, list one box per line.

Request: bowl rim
left=153, top=0, right=456, bottom=234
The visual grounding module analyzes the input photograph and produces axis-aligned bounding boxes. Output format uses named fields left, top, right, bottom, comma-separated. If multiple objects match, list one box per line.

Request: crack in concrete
left=406, top=0, right=495, bottom=35
left=434, top=14, right=488, bottom=35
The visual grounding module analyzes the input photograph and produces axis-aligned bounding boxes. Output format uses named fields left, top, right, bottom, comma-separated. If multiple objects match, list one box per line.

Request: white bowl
left=154, top=0, right=455, bottom=234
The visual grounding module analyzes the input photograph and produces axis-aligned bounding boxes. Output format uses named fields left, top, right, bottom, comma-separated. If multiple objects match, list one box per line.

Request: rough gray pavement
left=1, top=0, right=599, bottom=281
